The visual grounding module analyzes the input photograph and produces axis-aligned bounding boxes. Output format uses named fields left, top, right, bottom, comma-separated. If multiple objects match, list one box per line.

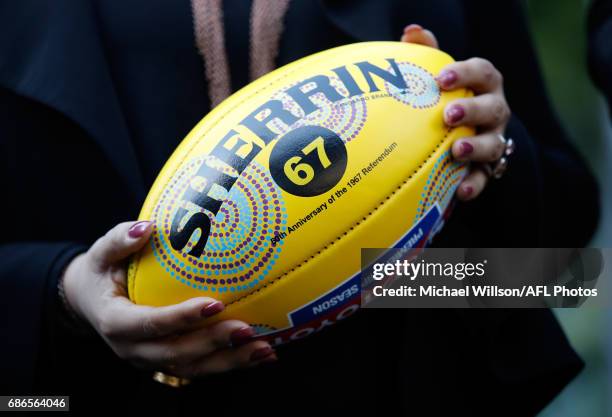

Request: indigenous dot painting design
left=269, top=75, right=367, bottom=143
left=415, top=151, right=467, bottom=222
left=251, top=324, right=276, bottom=335
left=151, top=156, right=288, bottom=294
left=384, top=62, right=440, bottom=109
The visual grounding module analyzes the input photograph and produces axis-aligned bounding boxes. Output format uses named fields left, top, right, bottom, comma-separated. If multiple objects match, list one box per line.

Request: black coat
left=0, top=0, right=600, bottom=415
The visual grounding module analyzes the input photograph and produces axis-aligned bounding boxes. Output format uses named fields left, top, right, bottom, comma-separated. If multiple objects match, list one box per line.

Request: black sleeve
left=441, top=2, right=596, bottom=414
left=0, top=86, right=95, bottom=393
left=588, top=0, right=612, bottom=111
left=458, top=0, right=600, bottom=247
left=0, top=242, right=87, bottom=393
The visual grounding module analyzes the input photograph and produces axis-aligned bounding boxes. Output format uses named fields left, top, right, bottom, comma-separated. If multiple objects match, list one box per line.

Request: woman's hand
left=62, top=221, right=276, bottom=379
left=401, top=24, right=512, bottom=201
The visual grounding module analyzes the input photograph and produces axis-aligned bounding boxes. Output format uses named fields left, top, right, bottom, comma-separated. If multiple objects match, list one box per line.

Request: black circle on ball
left=269, top=126, right=348, bottom=197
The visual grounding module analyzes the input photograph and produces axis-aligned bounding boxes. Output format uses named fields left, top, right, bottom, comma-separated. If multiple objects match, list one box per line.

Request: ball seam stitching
left=223, top=123, right=459, bottom=309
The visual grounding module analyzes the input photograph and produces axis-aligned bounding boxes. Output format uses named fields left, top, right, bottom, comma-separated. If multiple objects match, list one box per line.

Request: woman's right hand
left=61, top=221, right=276, bottom=378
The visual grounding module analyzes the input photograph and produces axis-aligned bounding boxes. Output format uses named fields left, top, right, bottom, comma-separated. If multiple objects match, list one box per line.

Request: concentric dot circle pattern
left=415, top=150, right=467, bottom=221
left=269, top=75, right=367, bottom=143
left=151, top=156, right=288, bottom=295
left=251, top=324, right=277, bottom=335
left=385, top=62, right=441, bottom=109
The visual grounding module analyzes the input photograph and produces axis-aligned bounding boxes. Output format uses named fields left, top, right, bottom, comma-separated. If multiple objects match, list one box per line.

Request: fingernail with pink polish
left=446, top=105, right=465, bottom=124
left=404, top=24, right=423, bottom=33
left=128, top=221, right=152, bottom=238
left=436, top=70, right=458, bottom=88
left=463, top=185, right=474, bottom=197
left=251, top=346, right=275, bottom=362
left=230, top=326, right=255, bottom=346
left=460, top=141, right=474, bottom=157
left=201, top=301, right=224, bottom=317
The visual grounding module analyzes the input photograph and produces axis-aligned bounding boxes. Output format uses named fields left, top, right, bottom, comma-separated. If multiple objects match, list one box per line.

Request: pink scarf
left=191, top=0, right=291, bottom=108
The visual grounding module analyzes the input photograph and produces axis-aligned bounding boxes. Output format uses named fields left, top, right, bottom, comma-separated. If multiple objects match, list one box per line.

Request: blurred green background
left=525, top=0, right=611, bottom=415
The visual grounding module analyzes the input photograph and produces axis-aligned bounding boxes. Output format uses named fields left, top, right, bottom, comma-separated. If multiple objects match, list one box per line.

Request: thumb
left=400, top=24, right=440, bottom=50
left=90, top=221, right=154, bottom=269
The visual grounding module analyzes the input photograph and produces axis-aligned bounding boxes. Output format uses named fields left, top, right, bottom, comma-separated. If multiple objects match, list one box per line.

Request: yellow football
left=128, top=41, right=473, bottom=345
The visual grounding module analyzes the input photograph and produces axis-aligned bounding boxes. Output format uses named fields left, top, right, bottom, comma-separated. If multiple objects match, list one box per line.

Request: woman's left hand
left=401, top=24, right=512, bottom=201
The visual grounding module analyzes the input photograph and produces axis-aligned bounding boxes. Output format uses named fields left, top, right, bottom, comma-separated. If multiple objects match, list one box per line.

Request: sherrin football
left=128, top=42, right=473, bottom=345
